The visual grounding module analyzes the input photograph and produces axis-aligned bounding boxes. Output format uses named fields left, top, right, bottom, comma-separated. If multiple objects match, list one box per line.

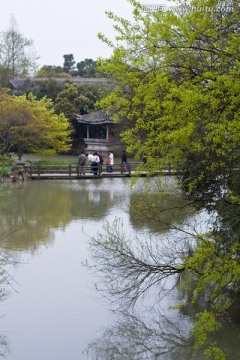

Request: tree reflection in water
left=84, top=216, right=200, bottom=359
left=0, top=238, right=18, bottom=357
left=85, top=309, right=200, bottom=360
left=0, top=334, right=8, bottom=358
left=84, top=178, right=240, bottom=359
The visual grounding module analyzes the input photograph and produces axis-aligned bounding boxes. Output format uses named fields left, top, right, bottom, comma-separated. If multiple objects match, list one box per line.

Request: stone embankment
left=1, top=164, right=30, bottom=183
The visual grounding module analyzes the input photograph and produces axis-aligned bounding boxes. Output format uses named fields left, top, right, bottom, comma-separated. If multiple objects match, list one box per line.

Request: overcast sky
left=0, top=0, right=171, bottom=69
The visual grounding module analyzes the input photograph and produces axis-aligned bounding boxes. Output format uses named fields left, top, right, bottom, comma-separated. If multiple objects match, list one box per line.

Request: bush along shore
left=0, top=156, right=30, bottom=183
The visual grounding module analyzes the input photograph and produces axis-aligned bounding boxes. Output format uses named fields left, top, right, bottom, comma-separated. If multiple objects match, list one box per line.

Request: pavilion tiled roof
left=76, top=110, right=114, bottom=124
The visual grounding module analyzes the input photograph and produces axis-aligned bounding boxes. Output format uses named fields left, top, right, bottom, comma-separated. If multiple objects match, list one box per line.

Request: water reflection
left=129, top=188, right=194, bottom=233
left=0, top=178, right=190, bottom=252
left=0, top=334, right=8, bottom=358
left=0, top=178, right=240, bottom=359
left=0, top=179, right=129, bottom=251
left=85, top=309, right=196, bottom=360
left=85, top=308, right=240, bottom=360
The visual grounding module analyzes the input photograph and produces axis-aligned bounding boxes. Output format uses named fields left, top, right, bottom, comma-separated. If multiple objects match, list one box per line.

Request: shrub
left=0, top=155, right=14, bottom=177
left=32, top=159, right=69, bottom=166
left=0, top=166, right=11, bottom=177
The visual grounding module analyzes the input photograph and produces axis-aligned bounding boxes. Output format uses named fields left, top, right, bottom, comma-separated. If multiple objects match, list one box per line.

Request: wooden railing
left=24, top=162, right=176, bottom=178
left=26, top=162, right=133, bottom=178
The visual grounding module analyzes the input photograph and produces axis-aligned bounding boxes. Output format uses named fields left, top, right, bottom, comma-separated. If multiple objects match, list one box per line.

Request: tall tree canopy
left=91, top=0, right=240, bottom=358
left=54, top=83, right=109, bottom=147
left=98, top=0, right=240, bottom=212
left=63, top=54, right=75, bottom=74
left=75, top=58, right=99, bottom=77
left=0, top=90, right=72, bottom=159
left=54, top=83, right=108, bottom=120
left=0, top=15, right=38, bottom=86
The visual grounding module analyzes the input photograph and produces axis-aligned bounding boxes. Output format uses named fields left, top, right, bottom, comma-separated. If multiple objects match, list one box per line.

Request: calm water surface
left=0, top=178, right=132, bottom=360
left=2, top=178, right=172, bottom=359
left=0, top=178, right=240, bottom=359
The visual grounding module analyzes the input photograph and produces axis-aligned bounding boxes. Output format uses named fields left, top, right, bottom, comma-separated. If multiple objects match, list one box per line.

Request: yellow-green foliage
left=96, top=0, right=240, bottom=358
left=0, top=90, right=72, bottom=159
left=98, top=0, right=240, bottom=189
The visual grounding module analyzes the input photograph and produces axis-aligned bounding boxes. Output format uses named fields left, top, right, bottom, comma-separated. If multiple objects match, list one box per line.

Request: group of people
left=78, top=150, right=121, bottom=175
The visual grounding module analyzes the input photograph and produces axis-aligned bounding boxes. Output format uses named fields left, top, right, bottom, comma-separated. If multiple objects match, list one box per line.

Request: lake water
left=0, top=178, right=149, bottom=360
left=0, top=178, right=240, bottom=359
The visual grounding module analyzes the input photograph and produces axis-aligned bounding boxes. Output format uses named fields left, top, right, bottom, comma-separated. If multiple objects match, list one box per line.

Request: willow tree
left=85, top=0, right=240, bottom=358
left=0, top=90, right=72, bottom=159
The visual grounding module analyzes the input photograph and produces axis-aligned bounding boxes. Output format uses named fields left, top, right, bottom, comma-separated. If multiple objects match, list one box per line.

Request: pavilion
left=76, top=110, right=121, bottom=153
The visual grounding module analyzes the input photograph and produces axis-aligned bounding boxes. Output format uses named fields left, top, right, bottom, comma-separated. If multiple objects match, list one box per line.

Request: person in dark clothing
left=121, top=150, right=127, bottom=172
left=97, top=152, right=104, bottom=175
left=122, top=150, right=127, bottom=164
left=78, top=151, right=87, bottom=175
left=91, top=152, right=100, bottom=175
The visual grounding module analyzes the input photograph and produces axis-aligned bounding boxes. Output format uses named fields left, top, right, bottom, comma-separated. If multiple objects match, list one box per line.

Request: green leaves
left=96, top=0, right=240, bottom=357
left=0, top=91, right=72, bottom=159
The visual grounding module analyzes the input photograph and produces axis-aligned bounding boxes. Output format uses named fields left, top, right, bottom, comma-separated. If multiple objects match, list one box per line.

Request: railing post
left=128, top=163, right=131, bottom=176
left=76, top=165, right=80, bottom=176
left=168, top=163, right=171, bottom=173
left=38, top=165, right=40, bottom=177
left=68, top=164, right=71, bottom=177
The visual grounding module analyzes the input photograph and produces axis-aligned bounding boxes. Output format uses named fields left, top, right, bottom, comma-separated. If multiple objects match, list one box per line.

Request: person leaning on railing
left=107, top=151, right=114, bottom=173
left=98, top=152, right=104, bottom=175
left=78, top=151, right=87, bottom=175
left=121, top=150, right=127, bottom=172
left=91, top=152, right=100, bottom=175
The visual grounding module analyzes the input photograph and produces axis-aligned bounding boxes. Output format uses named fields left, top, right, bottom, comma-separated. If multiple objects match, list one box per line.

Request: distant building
left=7, top=76, right=112, bottom=91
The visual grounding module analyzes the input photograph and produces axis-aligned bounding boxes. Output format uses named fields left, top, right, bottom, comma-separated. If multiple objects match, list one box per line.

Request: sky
left=0, top=0, right=170, bottom=70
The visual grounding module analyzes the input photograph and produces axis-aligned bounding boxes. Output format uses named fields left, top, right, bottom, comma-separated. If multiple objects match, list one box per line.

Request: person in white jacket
left=87, top=153, right=93, bottom=164
left=108, top=151, right=114, bottom=172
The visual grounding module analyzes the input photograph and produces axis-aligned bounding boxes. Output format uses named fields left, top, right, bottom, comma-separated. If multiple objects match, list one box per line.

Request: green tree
left=63, top=54, right=75, bottom=74
left=0, top=15, right=38, bottom=84
left=36, top=65, right=71, bottom=78
left=75, top=58, right=99, bottom=77
left=87, top=0, right=240, bottom=357
left=54, top=83, right=89, bottom=121
left=0, top=90, right=72, bottom=159
left=54, top=82, right=109, bottom=149
left=55, top=83, right=107, bottom=119
left=20, top=78, right=65, bottom=102
left=0, top=65, right=12, bottom=89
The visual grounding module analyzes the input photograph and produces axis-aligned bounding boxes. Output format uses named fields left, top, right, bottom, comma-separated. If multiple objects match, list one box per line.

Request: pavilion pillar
left=87, top=125, right=89, bottom=139
left=106, top=125, right=109, bottom=140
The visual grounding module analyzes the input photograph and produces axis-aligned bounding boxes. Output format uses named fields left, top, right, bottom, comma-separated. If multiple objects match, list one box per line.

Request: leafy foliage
left=75, top=58, right=100, bottom=77
left=89, top=0, right=240, bottom=357
left=63, top=54, right=75, bottom=74
left=54, top=82, right=108, bottom=120
left=0, top=90, right=72, bottom=159
left=98, top=0, right=240, bottom=209
left=35, top=65, right=71, bottom=78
